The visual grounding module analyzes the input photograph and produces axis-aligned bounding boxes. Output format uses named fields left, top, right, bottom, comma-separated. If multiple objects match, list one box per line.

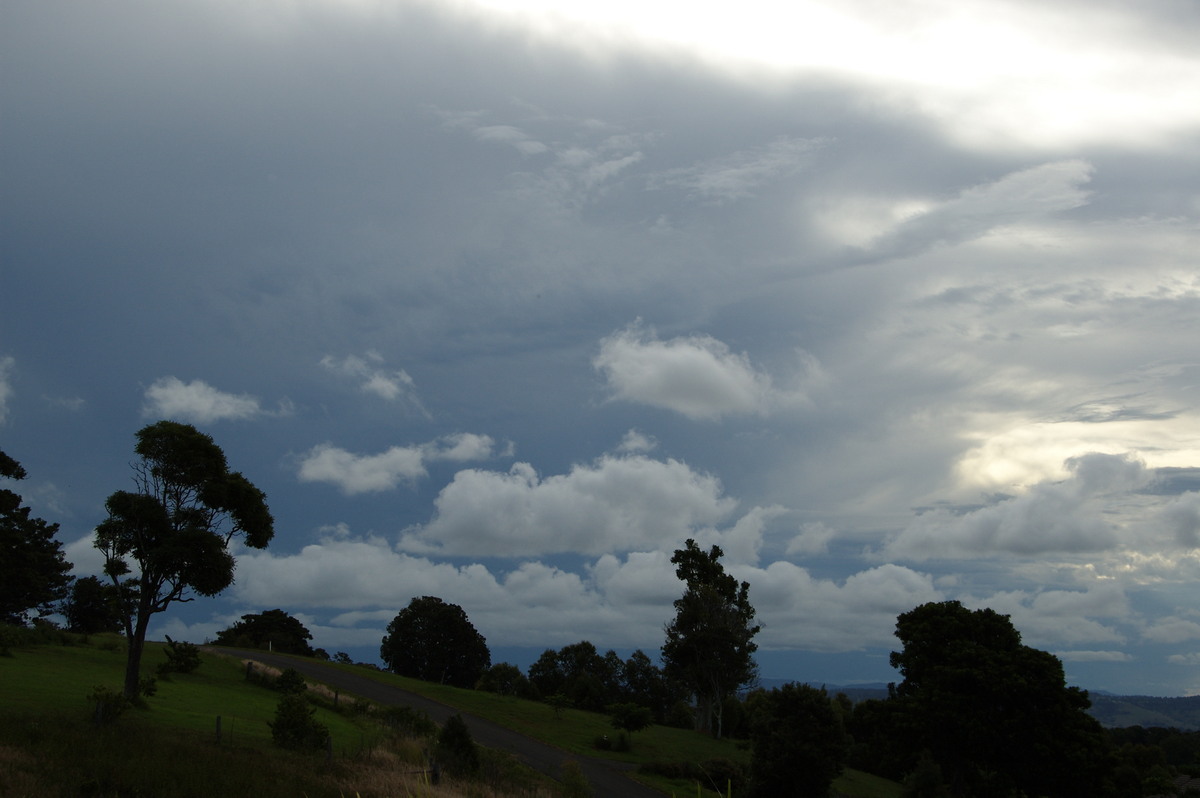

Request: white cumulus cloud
left=594, top=322, right=821, bottom=421
left=142, top=377, right=266, bottom=423
left=399, top=453, right=741, bottom=556
left=297, top=434, right=499, bottom=495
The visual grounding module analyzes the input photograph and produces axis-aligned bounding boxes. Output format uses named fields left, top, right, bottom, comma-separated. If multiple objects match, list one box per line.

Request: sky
left=2, top=0, right=1200, bottom=697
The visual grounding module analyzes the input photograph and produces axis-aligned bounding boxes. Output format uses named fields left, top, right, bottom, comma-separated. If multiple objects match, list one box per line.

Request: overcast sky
left=3, top=0, right=1200, bottom=696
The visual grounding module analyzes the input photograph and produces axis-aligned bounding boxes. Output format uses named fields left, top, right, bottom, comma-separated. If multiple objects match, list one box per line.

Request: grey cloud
left=864, top=159, right=1094, bottom=261
left=647, top=136, right=829, bottom=204
left=883, top=453, right=1150, bottom=560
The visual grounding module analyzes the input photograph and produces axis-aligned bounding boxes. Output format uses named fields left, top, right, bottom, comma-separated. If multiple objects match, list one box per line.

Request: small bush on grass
left=379, top=705, right=437, bottom=738
left=87, top=685, right=129, bottom=725
left=269, top=693, right=330, bottom=751
left=274, top=667, right=308, bottom=694
left=157, top=635, right=201, bottom=676
left=560, top=759, right=593, bottom=798
left=435, top=714, right=479, bottom=776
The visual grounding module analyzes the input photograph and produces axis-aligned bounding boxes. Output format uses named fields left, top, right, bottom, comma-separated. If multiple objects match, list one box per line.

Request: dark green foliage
left=268, top=692, right=329, bottom=751
left=559, top=759, right=593, bottom=798
left=378, top=705, right=437, bottom=737
left=157, top=635, right=201, bottom=675
left=333, top=651, right=353, bottom=664
left=60, top=575, right=125, bottom=634
left=528, top=641, right=616, bottom=711
left=639, top=758, right=747, bottom=794
left=94, top=421, right=274, bottom=699
left=435, top=713, right=480, bottom=775
left=664, top=699, right=695, bottom=730
left=477, top=661, right=534, bottom=697
left=273, top=667, right=308, bottom=695
left=901, top=751, right=950, bottom=798
left=214, top=608, right=316, bottom=656
left=609, top=702, right=653, bottom=737
left=745, top=683, right=848, bottom=798
left=380, top=595, right=490, bottom=688
left=87, top=685, right=129, bottom=725
left=889, top=600, right=1114, bottom=797
left=661, top=539, right=759, bottom=738
left=0, top=449, right=73, bottom=626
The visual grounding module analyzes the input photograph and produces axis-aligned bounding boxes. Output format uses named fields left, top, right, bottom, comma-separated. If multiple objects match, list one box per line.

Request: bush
left=664, top=699, right=695, bottom=729
left=87, top=685, right=129, bottom=725
left=274, top=667, right=307, bottom=695
left=560, top=759, right=593, bottom=798
left=435, top=714, right=480, bottom=776
left=269, top=693, right=329, bottom=751
left=379, top=705, right=437, bottom=738
left=158, top=635, right=201, bottom=675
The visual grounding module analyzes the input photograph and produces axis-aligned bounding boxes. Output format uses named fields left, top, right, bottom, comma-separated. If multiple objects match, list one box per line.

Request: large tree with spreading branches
left=95, top=421, right=274, bottom=699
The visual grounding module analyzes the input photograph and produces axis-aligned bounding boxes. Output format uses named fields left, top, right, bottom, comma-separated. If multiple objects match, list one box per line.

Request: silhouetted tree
left=661, top=539, right=759, bottom=737
left=746, top=683, right=848, bottom=798
left=380, top=596, right=490, bottom=688
left=59, top=575, right=126, bottom=634
left=95, top=421, right=274, bottom=699
left=889, top=600, right=1113, bottom=797
left=215, top=608, right=315, bottom=655
left=0, top=449, right=72, bottom=625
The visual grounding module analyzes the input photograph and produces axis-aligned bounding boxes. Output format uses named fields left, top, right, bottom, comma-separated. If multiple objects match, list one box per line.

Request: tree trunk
left=123, top=598, right=153, bottom=700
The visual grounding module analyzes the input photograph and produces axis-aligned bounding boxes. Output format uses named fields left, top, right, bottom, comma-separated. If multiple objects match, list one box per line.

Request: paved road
left=209, top=648, right=664, bottom=797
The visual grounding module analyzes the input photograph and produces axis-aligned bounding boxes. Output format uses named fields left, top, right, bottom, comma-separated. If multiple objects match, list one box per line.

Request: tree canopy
left=888, top=600, right=1113, bottom=797
left=746, top=683, right=848, bottom=798
left=214, top=608, right=315, bottom=656
left=59, top=575, right=125, bottom=635
left=661, top=538, right=759, bottom=737
left=0, top=448, right=73, bottom=625
left=95, top=421, right=274, bottom=698
left=380, top=596, right=490, bottom=688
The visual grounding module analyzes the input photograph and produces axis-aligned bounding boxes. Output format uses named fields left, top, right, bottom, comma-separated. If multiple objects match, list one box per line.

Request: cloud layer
left=4, top=0, right=1200, bottom=696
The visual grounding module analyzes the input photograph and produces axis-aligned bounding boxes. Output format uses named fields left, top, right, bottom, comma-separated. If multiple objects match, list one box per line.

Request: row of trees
left=0, top=424, right=1172, bottom=795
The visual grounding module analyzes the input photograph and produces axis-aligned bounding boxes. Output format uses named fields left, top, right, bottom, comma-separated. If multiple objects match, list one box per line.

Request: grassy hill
left=0, top=628, right=900, bottom=797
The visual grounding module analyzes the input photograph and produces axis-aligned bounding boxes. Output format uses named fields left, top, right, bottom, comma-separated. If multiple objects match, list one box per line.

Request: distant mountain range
left=761, top=679, right=1200, bottom=730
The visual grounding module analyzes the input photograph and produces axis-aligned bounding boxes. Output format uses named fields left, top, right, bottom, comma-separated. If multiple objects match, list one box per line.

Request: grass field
left=250, top=650, right=903, bottom=798
left=0, top=630, right=901, bottom=797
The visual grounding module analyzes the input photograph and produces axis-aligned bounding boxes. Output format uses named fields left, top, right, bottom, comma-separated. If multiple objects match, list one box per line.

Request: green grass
left=290, top=655, right=901, bottom=798
left=0, top=634, right=458, bottom=797
left=1, top=635, right=366, bottom=747
left=0, top=632, right=901, bottom=797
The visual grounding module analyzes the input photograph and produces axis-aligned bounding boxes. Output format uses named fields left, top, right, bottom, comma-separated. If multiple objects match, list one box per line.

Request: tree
left=477, top=662, right=533, bottom=697
left=746, top=683, right=848, bottom=798
left=661, top=539, right=759, bottom=737
left=214, top=608, right=315, bottom=655
left=621, top=649, right=680, bottom=722
left=60, top=575, right=125, bottom=634
left=889, top=601, right=1113, bottom=797
left=0, top=448, right=73, bottom=625
left=95, top=421, right=274, bottom=699
left=380, top=596, right=490, bottom=688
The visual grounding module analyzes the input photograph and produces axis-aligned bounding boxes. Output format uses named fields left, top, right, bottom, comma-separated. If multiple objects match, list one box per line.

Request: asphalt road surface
left=209, top=648, right=665, bottom=797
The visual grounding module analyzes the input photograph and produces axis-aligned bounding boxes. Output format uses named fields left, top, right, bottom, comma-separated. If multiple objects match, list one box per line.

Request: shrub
left=379, top=705, right=437, bottom=738
left=274, top=667, right=308, bottom=694
left=269, top=693, right=329, bottom=751
left=87, top=685, right=129, bottom=725
left=560, top=759, right=593, bottom=798
left=158, top=635, right=201, bottom=675
left=435, top=714, right=479, bottom=776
